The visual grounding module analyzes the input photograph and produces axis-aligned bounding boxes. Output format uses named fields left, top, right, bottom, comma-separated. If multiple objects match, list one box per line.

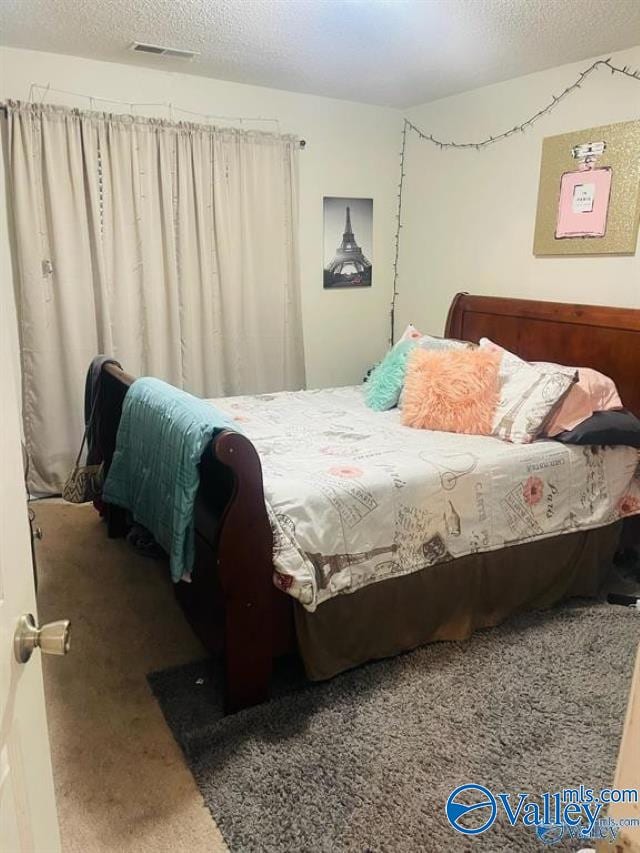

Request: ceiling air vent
left=130, top=42, right=198, bottom=61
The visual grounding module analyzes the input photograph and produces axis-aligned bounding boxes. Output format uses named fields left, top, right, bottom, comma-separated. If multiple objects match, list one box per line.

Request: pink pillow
left=539, top=365, right=623, bottom=436
left=402, top=348, right=501, bottom=435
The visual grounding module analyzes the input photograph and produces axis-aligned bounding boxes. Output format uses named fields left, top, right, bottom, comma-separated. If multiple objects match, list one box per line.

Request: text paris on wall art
left=533, top=119, right=640, bottom=255
left=323, top=197, right=373, bottom=288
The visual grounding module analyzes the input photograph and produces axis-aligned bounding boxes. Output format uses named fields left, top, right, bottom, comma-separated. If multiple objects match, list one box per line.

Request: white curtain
left=6, top=101, right=305, bottom=495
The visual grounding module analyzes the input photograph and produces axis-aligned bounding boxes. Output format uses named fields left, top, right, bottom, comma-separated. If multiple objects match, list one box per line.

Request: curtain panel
left=6, top=101, right=305, bottom=494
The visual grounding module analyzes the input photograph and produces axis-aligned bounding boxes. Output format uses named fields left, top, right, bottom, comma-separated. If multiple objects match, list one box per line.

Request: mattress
left=208, top=386, right=640, bottom=611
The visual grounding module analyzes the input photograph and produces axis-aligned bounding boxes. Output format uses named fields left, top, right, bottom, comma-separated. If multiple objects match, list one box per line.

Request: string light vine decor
left=389, top=57, right=640, bottom=346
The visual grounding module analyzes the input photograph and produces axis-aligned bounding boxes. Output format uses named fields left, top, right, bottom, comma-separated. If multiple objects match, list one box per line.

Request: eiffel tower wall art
left=323, top=197, right=373, bottom=288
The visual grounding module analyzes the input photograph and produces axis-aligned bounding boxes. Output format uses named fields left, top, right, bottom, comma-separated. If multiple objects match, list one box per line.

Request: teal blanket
left=103, top=377, right=239, bottom=582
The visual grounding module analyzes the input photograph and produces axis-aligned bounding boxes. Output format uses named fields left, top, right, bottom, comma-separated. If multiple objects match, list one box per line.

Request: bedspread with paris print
left=206, top=386, right=640, bottom=612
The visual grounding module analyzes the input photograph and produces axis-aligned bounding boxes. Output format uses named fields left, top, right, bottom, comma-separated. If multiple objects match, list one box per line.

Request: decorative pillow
left=552, top=408, right=640, bottom=448
left=398, top=323, right=423, bottom=343
left=364, top=339, right=417, bottom=411
left=402, top=348, right=501, bottom=435
left=396, top=334, right=474, bottom=408
left=534, top=364, right=623, bottom=436
left=417, top=334, right=475, bottom=352
left=479, top=338, right=577, bottom=443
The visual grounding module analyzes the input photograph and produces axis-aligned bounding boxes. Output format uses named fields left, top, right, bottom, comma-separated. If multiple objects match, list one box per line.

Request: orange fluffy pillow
left=402, top=348, right=501, bottom=434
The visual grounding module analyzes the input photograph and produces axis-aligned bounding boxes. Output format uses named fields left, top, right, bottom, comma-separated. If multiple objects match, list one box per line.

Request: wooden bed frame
left=96, top=293, right=640, bottom=712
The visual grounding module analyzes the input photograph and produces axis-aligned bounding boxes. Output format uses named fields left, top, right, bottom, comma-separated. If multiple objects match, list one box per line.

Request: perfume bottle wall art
left=555, top=141, right=612, bottom=239
left=533, top=120, right=640, bottom=256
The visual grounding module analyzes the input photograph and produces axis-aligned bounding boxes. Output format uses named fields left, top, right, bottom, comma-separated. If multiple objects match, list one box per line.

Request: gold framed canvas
left=533, top=120, right=640, bottom=255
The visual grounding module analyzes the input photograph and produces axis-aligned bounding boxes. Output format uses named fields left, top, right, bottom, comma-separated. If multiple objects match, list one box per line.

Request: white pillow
left=398, top=323, right=423, bottom=342
left=417, top=334, right=474, bottom=352
left=479, top=338, right=577, bottom=443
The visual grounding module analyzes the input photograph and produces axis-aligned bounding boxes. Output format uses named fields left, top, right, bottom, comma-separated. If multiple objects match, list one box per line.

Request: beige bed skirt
left=294, top=523, right=622, bottom=681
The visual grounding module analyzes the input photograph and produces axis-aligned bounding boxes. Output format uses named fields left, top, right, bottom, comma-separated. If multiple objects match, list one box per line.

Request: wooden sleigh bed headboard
left=445, top=293, right=640, bottom=416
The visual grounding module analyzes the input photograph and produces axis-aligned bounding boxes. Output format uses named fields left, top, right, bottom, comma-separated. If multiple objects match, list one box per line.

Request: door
left=0, top=296, right=61, bottom=851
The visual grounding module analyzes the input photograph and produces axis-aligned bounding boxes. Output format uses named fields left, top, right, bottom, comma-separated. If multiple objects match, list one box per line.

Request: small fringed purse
left=62, top=396, right=104, bottom=503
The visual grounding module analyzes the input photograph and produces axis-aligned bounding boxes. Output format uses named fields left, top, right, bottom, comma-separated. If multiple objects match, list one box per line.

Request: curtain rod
left=0, top=98, right=307, bottom=148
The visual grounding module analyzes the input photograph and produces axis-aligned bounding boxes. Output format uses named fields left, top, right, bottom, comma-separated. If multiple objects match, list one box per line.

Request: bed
left=95, top=293, right=640, bottom=711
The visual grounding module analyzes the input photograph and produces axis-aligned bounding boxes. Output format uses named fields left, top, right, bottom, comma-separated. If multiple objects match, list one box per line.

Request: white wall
left=397, top=46, right=640, bottom=339
left=0, top=46, right=401, bottom=388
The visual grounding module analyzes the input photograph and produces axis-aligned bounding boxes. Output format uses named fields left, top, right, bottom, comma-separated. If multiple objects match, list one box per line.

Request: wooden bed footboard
left=213, top=430, right=279, bottom=711
left=97, top=364, right=294, bottom=712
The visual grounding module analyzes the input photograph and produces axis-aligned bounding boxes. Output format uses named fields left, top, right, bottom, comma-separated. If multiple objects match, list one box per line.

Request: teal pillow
left=364, top=339, right=417, bottom=411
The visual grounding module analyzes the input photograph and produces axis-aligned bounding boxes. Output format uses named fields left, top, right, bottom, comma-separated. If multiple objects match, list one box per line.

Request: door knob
left=14, top=613, right=71, bottom=663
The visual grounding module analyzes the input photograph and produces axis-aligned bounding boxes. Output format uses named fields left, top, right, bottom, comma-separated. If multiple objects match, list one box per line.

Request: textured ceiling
left=1, top=0, right=639, bottom=108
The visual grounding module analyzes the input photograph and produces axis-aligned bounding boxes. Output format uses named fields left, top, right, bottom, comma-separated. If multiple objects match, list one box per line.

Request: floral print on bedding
left=207, top=386, right=640, bottom=612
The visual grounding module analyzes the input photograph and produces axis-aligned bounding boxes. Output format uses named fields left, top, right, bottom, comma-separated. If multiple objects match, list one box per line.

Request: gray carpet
left=148, top=602, right=639, bottom=852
